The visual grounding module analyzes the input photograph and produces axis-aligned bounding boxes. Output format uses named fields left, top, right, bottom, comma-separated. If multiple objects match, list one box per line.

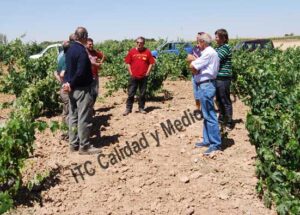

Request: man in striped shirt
left=215, top=29, right=234, bottom=130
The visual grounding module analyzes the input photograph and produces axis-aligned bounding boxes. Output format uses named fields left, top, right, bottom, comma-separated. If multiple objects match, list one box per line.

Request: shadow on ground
left=145, top=106, right=161, bottom=113
left=219, top=118, right=243, bottom=151
left=90, top=113, right=120, bottom=148
left=14, top=166, right=61, bottom=207
left=95, top=106, right=114, bottom=113
left=221, top=137, right=235, bottom=151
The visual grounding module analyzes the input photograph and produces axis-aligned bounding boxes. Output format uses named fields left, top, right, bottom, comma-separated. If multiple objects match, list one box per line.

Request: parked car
left=29, top=43, right=63, bottom=59
left=233, top=39, right=274, bottom=51
left=151, top=41, right=193, bottom=58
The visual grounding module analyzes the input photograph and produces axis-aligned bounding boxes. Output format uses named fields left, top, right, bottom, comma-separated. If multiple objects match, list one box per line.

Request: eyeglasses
left=136, top=41, right=144, bottom=44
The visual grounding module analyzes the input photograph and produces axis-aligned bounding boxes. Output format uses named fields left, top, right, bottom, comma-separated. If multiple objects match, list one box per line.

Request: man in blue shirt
left=54, top=41, right=70, bottom=140
left=63, top=27, right=100, bottom=155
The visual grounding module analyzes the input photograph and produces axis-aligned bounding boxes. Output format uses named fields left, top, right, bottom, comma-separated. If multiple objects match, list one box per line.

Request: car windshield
left=160, top=43, right=172, bottom=51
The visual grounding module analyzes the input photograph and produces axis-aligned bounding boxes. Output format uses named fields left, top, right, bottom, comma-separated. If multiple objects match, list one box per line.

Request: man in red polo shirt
left=123, top=36, right=155, bottom=116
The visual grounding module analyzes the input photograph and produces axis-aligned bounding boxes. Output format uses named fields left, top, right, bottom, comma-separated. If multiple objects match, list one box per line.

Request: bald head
left=74, top=27, right=88, bottom=43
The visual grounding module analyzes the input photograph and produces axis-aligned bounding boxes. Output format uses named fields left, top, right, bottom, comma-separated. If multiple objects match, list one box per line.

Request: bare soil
left=273, top=39, right=300, bottom=50
left=5, top=77, right=277, bottom=215
left=0, top=92, right=15, bottom=125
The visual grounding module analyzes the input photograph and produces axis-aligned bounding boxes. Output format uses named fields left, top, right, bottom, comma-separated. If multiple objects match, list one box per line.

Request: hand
left=59, top=71, right=65, bottom=83
left=186, top=54, right=196, bottom=63
left=189, top=64, right=198, bottom=75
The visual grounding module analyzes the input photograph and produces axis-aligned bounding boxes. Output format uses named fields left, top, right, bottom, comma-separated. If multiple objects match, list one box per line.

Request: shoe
left=70, top=145, right=79, bottom=152
left=218, top=116, right=224, bottom=124
left=193, top=109, right=201, bottom=115
left=226, top=122, right=234, bottom=131
left=139, top=108, right=147, bottom=114
left=193, top=109, right=203, bottom=118
left=123, top=109, right=131, bottom=116
left=79, top=145, right=101, bottom=155
left=203, top=147, right=220, bottom=155
left=195, top=142, right=210, bottom=148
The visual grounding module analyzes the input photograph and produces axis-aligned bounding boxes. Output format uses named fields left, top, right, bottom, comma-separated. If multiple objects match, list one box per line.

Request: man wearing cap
left=187, top=33, right=222, bottom=155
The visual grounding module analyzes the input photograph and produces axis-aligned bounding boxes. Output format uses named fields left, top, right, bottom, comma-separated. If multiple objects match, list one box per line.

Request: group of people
left=55, top=26, right=233, bottom=156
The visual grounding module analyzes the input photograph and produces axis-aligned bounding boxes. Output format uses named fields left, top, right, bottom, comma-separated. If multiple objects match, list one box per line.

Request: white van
left=29, top=43, right=63, bottom=59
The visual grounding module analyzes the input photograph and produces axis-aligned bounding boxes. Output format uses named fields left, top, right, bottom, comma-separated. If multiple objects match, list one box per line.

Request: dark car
left=233, top=39, right=274, bottom=51
left=151, top=42, right=193, bottom=58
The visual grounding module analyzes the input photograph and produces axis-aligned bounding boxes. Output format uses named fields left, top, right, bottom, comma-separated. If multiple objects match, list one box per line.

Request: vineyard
left=0, top=39, right=299, bottom=214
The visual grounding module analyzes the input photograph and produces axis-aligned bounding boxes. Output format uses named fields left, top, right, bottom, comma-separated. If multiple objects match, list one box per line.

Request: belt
left=197, top=79, right=215, bottom=85
left=216, top=76, right=231, bottom=81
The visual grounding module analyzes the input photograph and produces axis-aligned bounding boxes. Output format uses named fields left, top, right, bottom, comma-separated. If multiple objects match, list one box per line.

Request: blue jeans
left=192, top=76, right=200, bottom=100
left=199, top=81, right=221, bottom=149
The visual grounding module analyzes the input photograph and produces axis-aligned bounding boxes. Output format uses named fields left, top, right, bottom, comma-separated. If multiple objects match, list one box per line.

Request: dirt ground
left=3, top=77, right=277, bottom=215
left=273, top=39, right=300, bottom=50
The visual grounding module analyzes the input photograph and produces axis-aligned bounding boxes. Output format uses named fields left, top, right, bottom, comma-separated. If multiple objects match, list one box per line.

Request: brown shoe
left=79, top=145, right=101, bottom=155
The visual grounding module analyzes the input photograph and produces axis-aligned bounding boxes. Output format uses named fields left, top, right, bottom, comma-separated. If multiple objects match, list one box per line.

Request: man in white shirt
left=187, top=33, right=222, bottom=155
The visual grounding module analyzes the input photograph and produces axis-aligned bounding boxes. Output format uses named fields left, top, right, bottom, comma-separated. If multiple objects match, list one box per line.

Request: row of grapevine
left=0, top=40, right=60, bottom=213
left=232, top=48, right=300, bottom=214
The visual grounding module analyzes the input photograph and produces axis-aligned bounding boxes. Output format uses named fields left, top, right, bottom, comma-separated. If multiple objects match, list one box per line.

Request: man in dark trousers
left=123, top=36, right=155, bottom=116
left=215, top=29, right=234, bottom=130
left=63, top=26, right=100, bottom=155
